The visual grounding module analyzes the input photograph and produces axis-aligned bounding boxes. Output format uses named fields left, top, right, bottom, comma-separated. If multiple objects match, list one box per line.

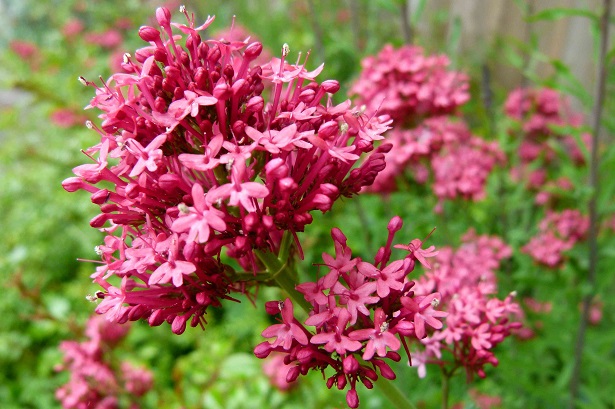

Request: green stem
left=441, top=368, right=450, bottom=409
left=254, top=249, right=312, bottom=312
left=374, top=379, right=417, bottom=409
left=569, top=1, right=611, bottom=407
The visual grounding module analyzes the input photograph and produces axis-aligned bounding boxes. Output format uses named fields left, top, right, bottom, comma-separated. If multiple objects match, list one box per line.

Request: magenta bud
left=386, top=351, right=402, bottom=362
left=317, top=121, right=338, bottom=140
left=154, top=48, right=167, bottom=63
left=373, top=359, right=396, bottom=380
left=336, top=374, right=347, bottom=390
left=231, top=78, right=249, bottom=96
left=159, top=174, right=182, bottom=192
left=346, top=389, right=359, bottom=409
left=265, top=300, right=282, bottom=315
left=278, top=177, right=297, bottom=194
left=321, top=80, right=340, bottom=94
left=286, top=366, right=301, bottom=383
left=89, top=213, right=108, bottom=228
left=244, top=42, right=263, bottom=60
left=232, top=120, right=245, bottom=136
left=155, top=7, right=171, bottom=27
left=253, top=341, right=273, bottom=359
left=139, top=26, right=161, bottom=42
left=362, top=378, right=374, bottom=389
left=223, top=64, right=234, bottom=80
left=91, top=189, right=112, bottom=204
left=62, top=177, right=84, bottom=192
left=196, top=292, right=212, bottom=305
left=326, top=376, right=335, bottom=389
left=148, top=309, right=165, bottom=327
left=213, top=82, right=232, bottom=100
left=387, top=216, right=403, bottom=233
left=298, top=88, right=315, bottom=102
left=246, top=96, right=264, bottom=113
left=343, top=355, right=359, bottom=374
left=172, top=315, right=188, bottom=334
left=265, top=158, right=288, bottom=179
left=243, top=213, right=259, bottom=231
left=363, top=367, right=378, bottom=381
left=165, top=66, right=181, bottom=80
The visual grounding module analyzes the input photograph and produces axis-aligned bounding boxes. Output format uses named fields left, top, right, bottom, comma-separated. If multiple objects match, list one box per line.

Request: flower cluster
left=522, top=209, right=589, bottom=268
left=350, top=45, right=501, bottom=210
left=504, top=88, right=590, bottom=205
left=254, top=217, right=446, bottom=408
left=63, top=7, right=391, bottom=334
left=410, top=231, right=521, bottom=380
left=368, top=117, right=503, bottom=210
left=350, top=45, right=469, bottom=125
left=55, top=316, right=153, bottom=409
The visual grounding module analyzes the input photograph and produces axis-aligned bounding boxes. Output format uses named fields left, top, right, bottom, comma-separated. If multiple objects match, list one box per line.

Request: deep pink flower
left=261, top=298, right=309, bottom=349
left=349, top=309, right=401, bottom=360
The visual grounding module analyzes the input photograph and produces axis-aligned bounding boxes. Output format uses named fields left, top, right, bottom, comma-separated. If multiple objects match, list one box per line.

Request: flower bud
left=138, top=26, right=161, bottom=42
left=286, top=366, right=301, bottom=383
left=346, top=389, right=359, bottom=409
left=343, top=355, right=359, bottom=374
left=254, top=342, right=273, bottom=359
left=321, top=80, right=340, bottom=94
left=317, top=121, right=338, bottom=140
left=387, top=216, right=403, bottom=233
left=244, top=42, right=263, bottom=60
left=155, top=7, right=171, bottom=27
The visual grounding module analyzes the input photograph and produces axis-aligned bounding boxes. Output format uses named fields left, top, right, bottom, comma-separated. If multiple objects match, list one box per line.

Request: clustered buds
left=64, top=7, right=391, bottom=334
left=522, top=209, right=589, bottom=268
left=410, top=231, right=522, bottom=380
left=55, top=316, right=153, bottom=409
left=254, top=217, right=446, bottom=408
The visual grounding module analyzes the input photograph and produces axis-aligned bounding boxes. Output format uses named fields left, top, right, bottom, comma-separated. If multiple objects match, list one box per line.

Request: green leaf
left=528, top=8, right=598, bottom=23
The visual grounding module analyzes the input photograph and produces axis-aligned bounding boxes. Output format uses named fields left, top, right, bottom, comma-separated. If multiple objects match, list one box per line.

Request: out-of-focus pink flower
left=85, top=29, right=123, bottom=49
left=262, top=353, right=299, bottom=390
left=62, top=19, right=84, bottom=38
left=522, top=209, right=589, bottom=268
left=350, top=45, right=469, bottom=124
left=469, top=389, right=502, bottom=409
left=504, top=88, right=589, bottom=203
left=50, top=109, right=87, bottom=128
left=55, top=315, right=153, bottom=409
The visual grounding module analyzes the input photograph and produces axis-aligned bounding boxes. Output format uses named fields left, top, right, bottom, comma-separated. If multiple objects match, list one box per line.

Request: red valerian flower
left=255, top=218, right=444, bottom=408
left=64, top=6, right=392, bottom=334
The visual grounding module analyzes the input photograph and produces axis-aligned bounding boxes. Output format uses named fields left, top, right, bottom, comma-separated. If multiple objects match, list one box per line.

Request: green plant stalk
left=374, top=379, right=417, bottom=409
left=441, top=368, right=450, bottom=409
left=569, top=0, right=611, bottom=407
left=254, top=248, right=312, bottom=313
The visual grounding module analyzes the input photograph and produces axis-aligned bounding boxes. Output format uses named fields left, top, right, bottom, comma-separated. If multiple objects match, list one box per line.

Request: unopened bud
left=155, top=7, right=171, bottom=27
left=139, top=26, right=161, bottom=42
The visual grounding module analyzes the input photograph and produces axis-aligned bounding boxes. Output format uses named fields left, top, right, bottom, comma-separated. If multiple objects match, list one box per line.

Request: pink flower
left=171, top=183, right=226, bottom=243
left=261, top=298, right=309, bottom=349
left=349, top=309, right=401, bottom=360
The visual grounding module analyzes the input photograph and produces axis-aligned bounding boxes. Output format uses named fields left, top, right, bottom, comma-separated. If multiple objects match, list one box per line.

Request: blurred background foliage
left=1, top=0, right=614, bottom=408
